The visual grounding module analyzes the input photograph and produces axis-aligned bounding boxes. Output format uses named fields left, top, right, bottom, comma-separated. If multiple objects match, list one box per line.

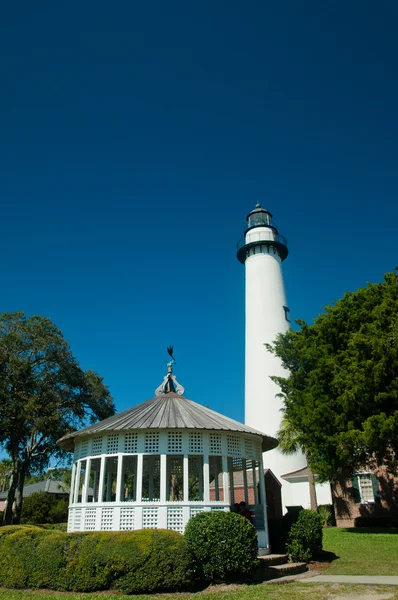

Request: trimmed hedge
left=286, top=509, right=323, bottom=562
left=0, top=526, right=193, bottom=593
left=184, top=511, right=258, bottom=582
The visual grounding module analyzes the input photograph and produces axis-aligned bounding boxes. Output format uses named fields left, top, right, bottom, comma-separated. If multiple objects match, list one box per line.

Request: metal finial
left=255, top=202, right=261, bottom=208
left=155, top=346, right=185, bottom=396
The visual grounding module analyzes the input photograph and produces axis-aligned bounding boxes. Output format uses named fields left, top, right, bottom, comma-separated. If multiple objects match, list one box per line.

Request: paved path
left=302, top=575, right=398, bottom=586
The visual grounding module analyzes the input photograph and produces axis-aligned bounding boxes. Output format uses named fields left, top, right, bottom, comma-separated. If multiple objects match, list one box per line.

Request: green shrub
left=0, top=525, right=193, bottom=593
left=37, top=523, right=68, bottom=532
left=184, top=511, right=258, bottom=582
left=286, top=509, right=323, bottom=562
left=317, top=504, right=335, bottom=527
left=21, top=491, right=68, bottom=525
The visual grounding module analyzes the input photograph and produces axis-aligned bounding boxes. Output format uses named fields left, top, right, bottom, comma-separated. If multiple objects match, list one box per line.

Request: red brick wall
left=333, top=467, right=398, bottom=527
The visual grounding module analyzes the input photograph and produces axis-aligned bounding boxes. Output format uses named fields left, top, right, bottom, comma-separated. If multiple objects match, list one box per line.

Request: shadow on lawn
left=344, top=527, right=398, bottom=535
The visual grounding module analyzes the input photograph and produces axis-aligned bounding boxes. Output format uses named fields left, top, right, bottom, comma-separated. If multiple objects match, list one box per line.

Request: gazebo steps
left=257, top=553, right=288, bottom=566
left=254, top=554, right=308, bottom=581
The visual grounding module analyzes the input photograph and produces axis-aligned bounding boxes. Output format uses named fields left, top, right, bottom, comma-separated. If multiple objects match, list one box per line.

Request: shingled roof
left=57, top=392, right=278, bottom=453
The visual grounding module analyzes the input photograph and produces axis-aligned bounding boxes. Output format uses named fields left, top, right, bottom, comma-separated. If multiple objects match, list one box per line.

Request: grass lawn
left=322, top=527, right=398, bottom=575
left=1, top=584, right=398, bottom=600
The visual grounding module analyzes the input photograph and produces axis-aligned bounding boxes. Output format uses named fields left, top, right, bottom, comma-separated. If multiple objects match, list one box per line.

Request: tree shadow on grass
left=344, top=527, right=398, bottom=535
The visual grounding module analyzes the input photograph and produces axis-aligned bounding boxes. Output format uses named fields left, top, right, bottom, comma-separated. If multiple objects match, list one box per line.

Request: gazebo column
left=115, top=455, right=123, bottom=502
left=228, top=457, right=235, bottom=507
left=222, top=456, right=230, bottom=505
left=69, top=464, right=76, bottom=505
left=203, top=453, right=210, bottom=502
left=135, top=454, right=143, bottom=530
left=252, top=460, right=259, bottom=504
left=243, top=459, right=249, bottom=505
left=98, top=456, right=106, bottom=503
left=73, top=461, right=81, bottom=504
left=258, top=454, right=270, bottom=549
left=136, top=454, right=143, bottom=502
left=82, top=458, right=91, bottom=503
left=183, top=454, right=189, bottom=501
left=160, top=454, right=167, bottom=502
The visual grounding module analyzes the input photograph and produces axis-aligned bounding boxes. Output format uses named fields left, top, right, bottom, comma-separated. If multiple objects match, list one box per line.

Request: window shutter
left=371, top=474, right=381, bottom=501
left=351, top=476, right=361, bottom=503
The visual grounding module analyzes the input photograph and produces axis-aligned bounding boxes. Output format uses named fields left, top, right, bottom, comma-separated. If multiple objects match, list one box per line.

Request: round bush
left=20, top=491, right=68, bottom=525
left=286, top=509, right=323, bottom=562
left=0, top=526, right=193, bottom=593
left=184, top=511, right=258, bottom=582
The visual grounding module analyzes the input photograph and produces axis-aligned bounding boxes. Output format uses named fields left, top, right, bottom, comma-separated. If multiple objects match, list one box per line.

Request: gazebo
left=57, top=360, right=278, bottom=549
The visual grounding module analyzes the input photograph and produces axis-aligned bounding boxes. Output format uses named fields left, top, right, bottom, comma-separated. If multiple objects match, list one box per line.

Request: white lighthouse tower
left=237, top=204, right=306, bottom=510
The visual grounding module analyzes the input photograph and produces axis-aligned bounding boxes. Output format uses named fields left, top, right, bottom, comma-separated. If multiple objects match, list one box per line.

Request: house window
left=283, top=306, right=291, bottom=322
left=358, top=473, right=374, bottom=503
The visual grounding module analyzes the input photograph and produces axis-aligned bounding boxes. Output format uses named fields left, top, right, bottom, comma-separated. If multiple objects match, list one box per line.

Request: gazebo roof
left=57, top=392, right=278, bottom=453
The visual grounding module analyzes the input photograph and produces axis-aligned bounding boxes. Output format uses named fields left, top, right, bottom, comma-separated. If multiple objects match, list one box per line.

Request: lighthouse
left=237, top=204, right=306, bottom=509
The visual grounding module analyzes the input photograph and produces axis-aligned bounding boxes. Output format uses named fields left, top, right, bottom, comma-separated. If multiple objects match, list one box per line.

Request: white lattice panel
left=67, top=509, right=74, bottom=531
left=244, top=438, right=254, bottom=458
left=120, top=508, right=135, bottom=530
left=168, top=431, right=182, bottom=453
left=190, top=507, right=204, bottom=519
left=80, top=440, right=89, bottom=458
left=107, top=434, right=119, bottom=454
left=74, top=442, right=82, bottom=461
left=84, top=509, right=96, bottom=531
left=73, top=508, right=82, bottom=530
left=124, top=432, right=138, bottom=453
left=227, top=435, right=241, bottom=456
left=210, top=433, right=222, bottom=454
left=91, top=437, right=103, bottom=456
left=167, top=508, right=184, bottom=533
left=142, top=507, right=159, bottom=528
left=145, top=432, right=159, bottom=453
left=189, top=432, right=203, bottom=453
left=101, top=508, right=114, bottom=530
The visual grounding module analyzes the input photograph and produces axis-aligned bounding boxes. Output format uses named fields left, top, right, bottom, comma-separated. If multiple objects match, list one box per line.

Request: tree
left=0, top=312, right=115, bottom=525
left=268, top=270, right=398, bottom=483
left=277, top=416, right=317, bottom=511
left=0, top=458, right=13, bottom=492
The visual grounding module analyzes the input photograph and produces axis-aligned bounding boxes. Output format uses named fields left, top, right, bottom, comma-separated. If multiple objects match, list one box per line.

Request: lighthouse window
left=283, top=306, right=291, bottom=322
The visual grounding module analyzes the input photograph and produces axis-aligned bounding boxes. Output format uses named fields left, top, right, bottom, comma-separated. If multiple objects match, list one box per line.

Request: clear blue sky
left=1, top=1, right=397, bottom=425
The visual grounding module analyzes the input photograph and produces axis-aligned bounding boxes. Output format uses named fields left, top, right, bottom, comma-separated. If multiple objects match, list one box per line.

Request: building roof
left=281, top=466, right=311, bottom=483
left=57, top=392, right=278, bottom=453
left=0, top=479, right=69, bottom=500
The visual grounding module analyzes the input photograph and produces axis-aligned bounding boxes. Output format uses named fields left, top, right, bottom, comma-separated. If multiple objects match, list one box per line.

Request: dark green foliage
left=184, top=511, right=258, bottom=582
left=268, top=271, right=398, bottom=482
left=36, top=522, right=68, bottom=532
left=286, top=509, right=323, bottom=562
left=0, top=312, right=114, bottom=525
left=317, top=504, right=336, bottom=527
left=20, top=492, right=68, bottom=525
left=0, top=526, right=193, bottom=593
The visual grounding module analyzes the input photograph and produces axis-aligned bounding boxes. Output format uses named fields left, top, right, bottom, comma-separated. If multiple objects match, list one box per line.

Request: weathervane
left=155, top=346, right=185, bottom=396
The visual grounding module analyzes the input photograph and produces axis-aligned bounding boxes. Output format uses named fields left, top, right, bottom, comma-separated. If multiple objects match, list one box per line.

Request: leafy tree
left=277, top=416, right=318, bottom=511
left=0, top=312, right=115, bottom=525
left=268, top=270, right=398, bottom=483
left=20, top=490, right=69, bottom=524
left=0, top=458, right=12, bottom=492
